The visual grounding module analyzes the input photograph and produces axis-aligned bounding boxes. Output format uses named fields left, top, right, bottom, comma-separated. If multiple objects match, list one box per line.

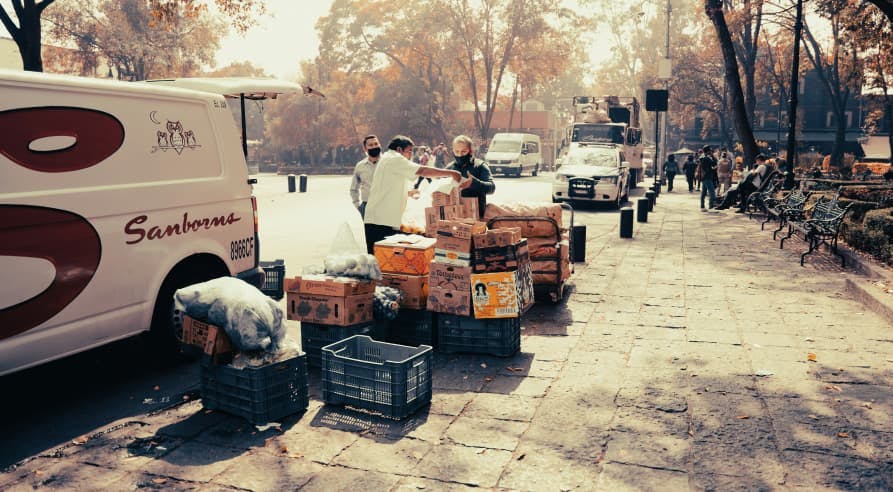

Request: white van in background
left=0, top=70, right=314, bottom=376
left=485, top=132, right=542, bottom=177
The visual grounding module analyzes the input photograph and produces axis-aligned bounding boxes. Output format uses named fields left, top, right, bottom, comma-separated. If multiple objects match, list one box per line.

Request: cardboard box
left=286, top=292, right=373, bottom=326
left=378, top=273, right=429, bottom=309
left=473, top=227, right=522, bottom=249
left=438, top=220, right=487, bottom=240
left=374, top=235, right=436, bottom=275
left=285, top=275, right=375, bottom=297
left=472, top=239, right=530, bottom=273
left=429, top=263, right=472, bottom=291
left=470, top=267, right=534, bottom=319
left=424, top=205, right=463, bottom=235
left=434, top=249, right=472, bottom=267
left=435, top=219, right=487, bottom=259
left=180, top=315, right=233, bottom=364
left=432, top=188, right=460, bottom=206
left=460, top=197, right=479, bottom=218
left=427, top=286, right=472, bottom=317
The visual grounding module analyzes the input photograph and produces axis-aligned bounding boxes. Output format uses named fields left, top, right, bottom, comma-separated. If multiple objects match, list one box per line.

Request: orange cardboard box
left=180, top=315, right=233, bottom=364
left=433, top=248, right=472, bottom=267
left=286, top=292, right=373, bottom=326
left=426, top=286, right=472, bottom=317
left=378, top=273, right=429, bottom=310
left=470, top=268, right=534, bottom=319
left=285, top=275, right=375, bottom=296
left=473, top=227, right=522, bottom=249
left=429, top=263, right=472, bottom=291
left=374, top=235, right=436, bottom=275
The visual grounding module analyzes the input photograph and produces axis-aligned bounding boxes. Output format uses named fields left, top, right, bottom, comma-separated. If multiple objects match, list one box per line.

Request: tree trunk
left=886, top=98, right=893, bottom=165
left=705, top=0, right=758, bottom=166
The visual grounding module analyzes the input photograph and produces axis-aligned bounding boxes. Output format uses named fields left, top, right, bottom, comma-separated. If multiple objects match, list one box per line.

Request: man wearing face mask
left=445, top=135, right=495, bottom=219
left=350, top=135, right=382, bottom=219
left=363, top=135, right=465, bottom=254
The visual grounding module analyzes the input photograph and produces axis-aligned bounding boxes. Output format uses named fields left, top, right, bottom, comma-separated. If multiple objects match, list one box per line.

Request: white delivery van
left=0, top=70, right=317, bottom=376
left=485, top=132, right=542, bottom=177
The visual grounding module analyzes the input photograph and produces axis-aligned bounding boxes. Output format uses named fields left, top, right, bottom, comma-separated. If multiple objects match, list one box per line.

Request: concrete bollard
left=645, top=190, right=656, bottom=211
left=620, top=206, right=634, bottom=238
left=288, top=174, right=296, bottom=193
left=299, top=174, right=308, bottom=193
left=637, top=198, right=649, bottom=222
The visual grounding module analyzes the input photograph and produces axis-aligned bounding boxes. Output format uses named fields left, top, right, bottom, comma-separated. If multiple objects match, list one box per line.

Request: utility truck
left=567, top=96, right=644, bottom=186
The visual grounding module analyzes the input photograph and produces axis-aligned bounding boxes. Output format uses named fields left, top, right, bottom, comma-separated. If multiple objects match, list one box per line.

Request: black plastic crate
left=301, top=321, right=378, bottom=368
left=200, top=353, right=309, bottom=424
left=437, top=314, right=521, bottom=357
left=380, top=309, right=437, bottom=347
left=260, top=259, right=285, bottom=300
left=321, top=335, right=433, bottom=419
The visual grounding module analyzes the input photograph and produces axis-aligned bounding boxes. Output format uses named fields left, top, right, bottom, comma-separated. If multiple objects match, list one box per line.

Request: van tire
left=532, top=164, right=539, bottom=177
left=148, top=257, right=228, bottom=356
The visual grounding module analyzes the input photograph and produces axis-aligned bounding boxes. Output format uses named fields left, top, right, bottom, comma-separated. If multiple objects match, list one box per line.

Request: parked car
left=552, top=143, right=630, bottom=208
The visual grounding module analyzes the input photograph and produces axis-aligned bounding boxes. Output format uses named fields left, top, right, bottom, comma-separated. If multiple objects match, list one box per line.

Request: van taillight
left=251, top=196, right=258, bottom=233
left=251, top=195, right=259, bottom=266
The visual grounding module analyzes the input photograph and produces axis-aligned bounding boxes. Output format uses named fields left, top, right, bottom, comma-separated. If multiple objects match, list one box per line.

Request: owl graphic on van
left=150, top=114, right=200, bottom=154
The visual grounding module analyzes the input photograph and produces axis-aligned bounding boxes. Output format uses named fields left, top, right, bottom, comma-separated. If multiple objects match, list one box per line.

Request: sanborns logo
left=125, top=212, right=241, bottom=244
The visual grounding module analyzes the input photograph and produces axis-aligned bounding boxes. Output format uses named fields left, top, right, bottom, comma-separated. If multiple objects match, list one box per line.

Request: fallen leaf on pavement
left=33, top=470, right=43, bottom=476
left=483, top=376, right=493, bottom=382
left=476, top=448, right=486, bottom=454
left=804, top=337, right=814, bottom=342
left=152, top=478, right=167, bottom=485
left=72, top=435, right=89, bottom=445
left=736, top=415, right=750, bottom=419
left=153, top=385, right=160, bottom=391
left=837, top=432, right=850, bottom=438
left=807, top=353, right=817, bottom=362
left=279, top=446, right=289, bottom=454
left=825, top=384, right=842, bottom=392
left=517, top=453, right=526, bottom=461
left=863, top=402, right=873, bottom=409
left=808, top=414, right=819, bottom=420
left=506, top=366, right=524, bottom=372
left=480, top=363, right=487, bottom=369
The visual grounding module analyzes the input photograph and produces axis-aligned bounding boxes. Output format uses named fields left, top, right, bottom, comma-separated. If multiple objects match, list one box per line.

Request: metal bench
left=764, top=189, right=811, bottom=238
left=779, top=195, right=852, bottom=266
left=745, top=172, right=783, bottom=219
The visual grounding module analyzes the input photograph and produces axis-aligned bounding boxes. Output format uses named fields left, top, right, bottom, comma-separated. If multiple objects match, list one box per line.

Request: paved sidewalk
left=2, top=189, right=892, bottom=491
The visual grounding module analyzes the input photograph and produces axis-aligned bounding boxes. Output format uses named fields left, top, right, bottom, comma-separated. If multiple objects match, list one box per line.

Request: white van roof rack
left=144, top=77, right=326, bottom=100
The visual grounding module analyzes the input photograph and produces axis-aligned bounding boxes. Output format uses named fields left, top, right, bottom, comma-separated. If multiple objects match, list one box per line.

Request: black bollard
left=620, top=206, right=634, bottom=238
left=299, top=174, right=308, bottom=192
left=572, top=225, right=586, bottom=262
left=645, top=190, right=655, bottom=211
left=637, top=198, right=649, bottom=222
left=287, top=174, right=296, bottom=193
left=652, top=181, right=661, bottom=197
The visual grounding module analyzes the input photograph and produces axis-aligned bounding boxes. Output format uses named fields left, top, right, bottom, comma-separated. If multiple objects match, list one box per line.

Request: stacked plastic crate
left=284, top=275, right=376, bottom=368
left=436, top=226, right=534, bottom=357
left=374, top=234, right=436, bottom=347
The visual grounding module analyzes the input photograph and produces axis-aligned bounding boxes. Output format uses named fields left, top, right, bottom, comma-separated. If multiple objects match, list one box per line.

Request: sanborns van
left=0, top=70, right=313, bottom=376
left=485, top=133, right=542, bottom=177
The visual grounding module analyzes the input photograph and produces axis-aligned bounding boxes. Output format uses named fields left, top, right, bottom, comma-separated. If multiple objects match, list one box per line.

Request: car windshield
left=571, top=124, right=624, bottom=144
left=489, top=140, right=521, bottom=152
left=565, top=149, right=617, bottom=167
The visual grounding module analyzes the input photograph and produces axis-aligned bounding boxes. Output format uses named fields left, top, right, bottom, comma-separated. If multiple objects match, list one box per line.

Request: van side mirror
left=521, top=148, right=529, bottom=155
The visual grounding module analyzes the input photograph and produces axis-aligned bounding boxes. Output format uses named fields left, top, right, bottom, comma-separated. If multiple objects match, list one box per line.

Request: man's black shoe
left=734, top=209, right=745, bottom=213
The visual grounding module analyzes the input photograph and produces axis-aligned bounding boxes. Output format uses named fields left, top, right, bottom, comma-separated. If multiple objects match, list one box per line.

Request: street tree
left=0, top=0, right=56, bottom=71
left=705, top=0, right=759, bottom=167
left=848, top=2, right=893, bottom=163
left=725, top=0, right=765, bottom=126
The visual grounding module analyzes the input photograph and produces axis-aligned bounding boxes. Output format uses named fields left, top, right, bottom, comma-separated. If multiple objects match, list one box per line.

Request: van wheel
left=532, top=164, right=539, bottom=177
left=148, top=260, right=226, bottom=356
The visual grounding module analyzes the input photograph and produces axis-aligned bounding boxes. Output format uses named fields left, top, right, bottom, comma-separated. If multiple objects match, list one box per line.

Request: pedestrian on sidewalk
left=717, top=150, right=733, bottom=195
left=364, top=135, right=465, bottom=253
left=349, top=134, right=382, bottom=219
left=683, top=154, right=697, bottom=192
left=663, top=154, right=679, bottom=192
left=698, top=145, right=717, bottom=210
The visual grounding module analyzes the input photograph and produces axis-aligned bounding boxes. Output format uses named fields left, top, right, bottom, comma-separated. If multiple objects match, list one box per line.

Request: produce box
left=285, top=275, right=375, bottom=297
left=471, top=265, right=534, bottom=319
left=472, top=239, right=530, bottom=273
left=321, top=335, right=433, bottom=419
left=300, top=321, right=377, bottom=368
left=426, top=286, right=472, bottom=317
left=437, top=314, right=520, bottom=357
left=424, top=205, right=463, bottom=235
left=378, top=272, right=429, bottom=310
left=428, top=263, right=472, bottom=291
left=460, top=197, right=479, bottom=219
left=286, top=292, right=373, bottom=326
left=436, top=220, right=487, bottom=254
left=179, top=315, right=233, bottom=365
left=473, top=227, right=522, bottom=249
left=433, top=249, right=471, bottom=267
left=200, top=354, right=308, bottom=424
left=432, top=188, right=460, bottom=206
left=375, top=235, right=436, bottom=275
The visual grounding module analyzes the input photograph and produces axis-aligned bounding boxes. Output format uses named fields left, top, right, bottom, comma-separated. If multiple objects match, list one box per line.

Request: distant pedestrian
left=698, top=146, right=717, bottom=210
left=413, top=146, right=433, bottom=189
left=433, top=143, right=447, bottom=168
left=683, top=154, right=697, bottom=192
left=717, top=150, right=732, bottom=195
left=663, top=154, right=679, bottom=192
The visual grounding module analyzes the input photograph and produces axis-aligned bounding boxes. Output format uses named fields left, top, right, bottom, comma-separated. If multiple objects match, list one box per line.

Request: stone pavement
left=2, top=188, right=892, bottom=491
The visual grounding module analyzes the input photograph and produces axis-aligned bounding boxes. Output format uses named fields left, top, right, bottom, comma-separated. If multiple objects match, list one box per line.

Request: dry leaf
left=33, top=470, right=43, bottom=476
left=807, top=353, right=817, bottom=362
left=279, top=446, right=289, bottom=454
left=72, top=435, right=89, bottom=445
left=863, top=402, right=873, bottom=409
left=837, top=432, right=850, bottom=438
left=825, top=384, right=842, bottom=392
left=483, top=376, right=493, bottom=382
left=476, top=448, right=486, bottom=454
left=808, top=414, right=819, bottom=420
left=517, top=453, right=526, bottom=461
left=152, top=478, right=167, bottom=485
left=736, top=415, right=750, bottom=419
left=506, top=366, right=524, bottom=372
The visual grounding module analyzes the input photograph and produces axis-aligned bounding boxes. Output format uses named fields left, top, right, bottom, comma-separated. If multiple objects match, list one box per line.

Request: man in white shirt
left=349, top=135, right=382, bottom=218
left=363, top=135, right=466, bottom=253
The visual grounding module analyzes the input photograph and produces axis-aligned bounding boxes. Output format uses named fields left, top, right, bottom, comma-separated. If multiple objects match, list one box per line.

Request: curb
left=845, top=277, right=893, bottom=326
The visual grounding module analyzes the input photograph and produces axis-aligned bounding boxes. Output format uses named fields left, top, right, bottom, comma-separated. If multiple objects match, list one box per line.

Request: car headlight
left=555, top=174, right=569, bottom=182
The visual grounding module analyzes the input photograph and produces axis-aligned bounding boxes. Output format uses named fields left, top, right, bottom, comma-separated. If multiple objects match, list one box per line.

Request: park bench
left=764, top=189, right=811, bottom=239
left=779, top=194, right=852, bottom=266
left=745, top=171, right=783, bottom=219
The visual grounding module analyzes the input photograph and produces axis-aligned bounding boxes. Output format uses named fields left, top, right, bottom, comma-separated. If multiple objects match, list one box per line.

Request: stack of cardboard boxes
left=285, top=275, right=376, bottom=367
left=373, top=234, right=437, bottom=346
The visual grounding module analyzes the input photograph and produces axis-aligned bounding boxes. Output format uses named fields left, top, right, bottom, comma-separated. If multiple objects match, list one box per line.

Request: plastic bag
left=174, top=277, right=286, bottom=353
left=322, top=221, right=382, bottom=280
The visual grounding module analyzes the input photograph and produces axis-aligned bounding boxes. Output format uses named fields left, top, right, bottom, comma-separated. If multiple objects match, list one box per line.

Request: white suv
left=552, top=143, right=630, bottom=208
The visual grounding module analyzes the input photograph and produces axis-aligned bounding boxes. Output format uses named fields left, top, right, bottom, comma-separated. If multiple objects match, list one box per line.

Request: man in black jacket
left=445, top=135, right=496, bottom=218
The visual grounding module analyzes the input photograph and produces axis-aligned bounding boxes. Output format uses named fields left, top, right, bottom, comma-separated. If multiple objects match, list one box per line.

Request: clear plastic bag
left=322, top=222, right=382, bottom=280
